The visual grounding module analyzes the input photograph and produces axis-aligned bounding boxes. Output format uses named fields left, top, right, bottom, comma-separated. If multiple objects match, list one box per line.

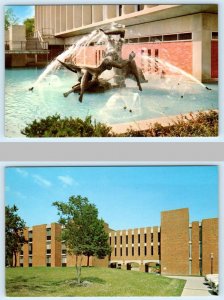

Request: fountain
left=4, top=22, right=216, bottom=137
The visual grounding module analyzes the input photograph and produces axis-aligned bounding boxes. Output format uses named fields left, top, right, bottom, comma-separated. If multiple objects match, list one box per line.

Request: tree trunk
left=75, top=255, right=83, bottom=284
left=87, top=255, right=90, bottom=267
left=13, top=251, right=17, bottom=267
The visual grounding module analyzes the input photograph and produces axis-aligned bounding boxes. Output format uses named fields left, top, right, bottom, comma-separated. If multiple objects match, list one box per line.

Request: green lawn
left=6, top=267, right=186, bottom=296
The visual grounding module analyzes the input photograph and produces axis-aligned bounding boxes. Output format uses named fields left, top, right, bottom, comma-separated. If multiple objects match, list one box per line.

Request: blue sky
left=5, top=166, right=218, bottom=229
left=5, top=6, right=34, bottom=24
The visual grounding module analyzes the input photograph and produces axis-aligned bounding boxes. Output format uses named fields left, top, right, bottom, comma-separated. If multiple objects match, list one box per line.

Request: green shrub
left=123, top=110, right=218, bottom=137
left=21, top=110, right=218, bottom=138
left=21, top=115, right=114, bottom=137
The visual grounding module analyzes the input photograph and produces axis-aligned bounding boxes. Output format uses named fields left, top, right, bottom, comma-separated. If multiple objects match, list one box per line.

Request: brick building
left=16, top=208, right=218, bottom=276
left=33, top=4, right=218, bottom=82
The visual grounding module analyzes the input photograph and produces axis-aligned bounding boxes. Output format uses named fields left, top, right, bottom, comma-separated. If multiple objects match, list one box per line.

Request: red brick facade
left=16, top=208, right=218, bottom=276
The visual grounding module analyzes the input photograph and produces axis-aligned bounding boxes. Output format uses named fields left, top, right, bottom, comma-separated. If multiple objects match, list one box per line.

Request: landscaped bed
left=6, top=266, right=186, bottom=296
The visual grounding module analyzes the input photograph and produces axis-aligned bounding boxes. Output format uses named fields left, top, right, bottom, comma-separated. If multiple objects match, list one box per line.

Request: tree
left=5, top=205, right=27, bottom=267
left=5, top=7, right=18, bottom=30
left=53, top=195, right=111, bottom=284
left=23, top=18, right=35, bottom=36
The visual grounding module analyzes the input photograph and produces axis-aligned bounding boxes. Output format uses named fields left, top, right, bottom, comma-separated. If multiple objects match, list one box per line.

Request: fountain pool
left=5, top=67, right=218, bottom=137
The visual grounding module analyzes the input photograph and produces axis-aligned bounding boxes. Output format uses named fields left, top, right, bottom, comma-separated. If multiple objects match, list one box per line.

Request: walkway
left=167, top=276, right=214, bottom=296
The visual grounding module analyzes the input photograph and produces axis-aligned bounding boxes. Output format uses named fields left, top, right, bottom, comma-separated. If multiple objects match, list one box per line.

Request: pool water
left=5, top=68, right=218, bottom=137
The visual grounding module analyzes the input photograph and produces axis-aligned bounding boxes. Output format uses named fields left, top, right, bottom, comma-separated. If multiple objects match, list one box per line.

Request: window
left=199, top=226, right=202, bottom=241
left=151, top=233, right=153, bottom=242
left=28, top=231, right=33, bottom=242
left=178, top=32, right=192, bottom=40
left=62, top=263, right=67, bottom=267
left=158, top=232, right=161, bottom=242
left=47, top=249, right=51, bottom=254
left=20, top=263, right=23, bottom=267
left=109, top=237, right=111, bottom=245
left=29, top=244, right=32, bottom=255
left=120, top=236, right=122, bottom=244
left=150, top=36, right=162, bottom=42
left=129, top=38, right=139, bottom=44
left=137, top=4, right=144, bottom=11
left=126, top=247, right=128, bottom=256
left=155, top=49, right=159, bottom=57
left=132, top=235, right=134, bottom=244
left=189, top=243, right=192, bottom=258
left=20, top=250, right=23, bottom=255
left=144, top=233, right=147, bottom=243
left=144, top=246, right=147, bottom=256
left=132, top=247, right=134, bottom=256
left=212, top=32, right=218, bottom=40
left=115, top=236, right=117, bottom=245
left=189, top=227, right=192, bottom=242
left=119, top=5, right=122, bottom=16
left=120, top=248, right=122, bottom=256
left=158, top=245, right=160, bottom=256
left=114, top=248, right=117, bottom=256
left=29, top=263, right=32, bottom=267
left=46, top=228, right=51, bottom=236
left=62, top=249, right=67, bottom=254
left=126, top=235, right=128, bottom=244
left=47, top=235, right=51, bottom=241
left=163, top=34, right=178, bottom=41
left=47, top=263, right=51, bottom=267
left=139, top=37, right=149, bottom=43
left=138, top=234, right=140, bottom=243
left=151, top=246, right=153, bottom=256
left=138, top=246, right=140, bottom=256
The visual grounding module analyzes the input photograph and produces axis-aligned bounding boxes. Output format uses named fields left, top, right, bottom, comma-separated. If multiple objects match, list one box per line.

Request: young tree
left=5, top=7, right=18, bottom=30
left=53, top=195, right=111, bottom=284
left=5, top=205, right=27, bottom=267
left=23, top=18, right=35, bottom=36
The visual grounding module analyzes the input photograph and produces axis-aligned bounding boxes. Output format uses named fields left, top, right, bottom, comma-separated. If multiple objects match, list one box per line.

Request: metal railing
left=5, top=41, right=48, bottom=51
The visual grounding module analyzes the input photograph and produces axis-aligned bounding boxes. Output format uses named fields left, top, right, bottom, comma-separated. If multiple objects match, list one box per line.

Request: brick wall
left=32, top=224, right=47, bottom=266
left=191, top=221, right=200, bottom=275
left=161, top=208, right=189, bottom=275
left=202, top=218, right=218, bottom=275
left=51, top=223, right=62, bottom=267
left=211, top=41, right=218, bottom=78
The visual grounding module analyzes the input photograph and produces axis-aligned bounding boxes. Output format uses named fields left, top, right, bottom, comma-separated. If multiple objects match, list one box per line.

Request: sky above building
left=5, top=166, right=218, bottom=229
left=5, top=5, right=34, bottom=24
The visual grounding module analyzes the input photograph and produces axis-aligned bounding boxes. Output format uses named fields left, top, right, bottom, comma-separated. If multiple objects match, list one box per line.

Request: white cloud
left=16, top=168, right=28, bottom=177
left=58, top=175, right=76, bottom=187
left=32, top=174, right=52, bottom=188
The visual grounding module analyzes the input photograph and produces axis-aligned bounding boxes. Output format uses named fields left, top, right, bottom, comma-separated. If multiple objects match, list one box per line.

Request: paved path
left=167, top=276, right=213, bottom=296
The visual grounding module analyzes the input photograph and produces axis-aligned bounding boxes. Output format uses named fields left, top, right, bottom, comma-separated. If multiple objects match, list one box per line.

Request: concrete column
left=123, top=5, right=135, bottom=14
left=105, top=5, right=117, bottom=19
left=82, top=5, right=92, bottom=26
left=192, top=13, right=212, bottom=82
left=92, top=5, right=103, bottom=23
left=74, top=6, right=82, bottom=28
left=51, top=6, right=56, bottom=35
left=55, top=6, right=61, bottom=34
left=66, top=5, right=74, bottom=30
left=60, top=5, right=66, bottom=32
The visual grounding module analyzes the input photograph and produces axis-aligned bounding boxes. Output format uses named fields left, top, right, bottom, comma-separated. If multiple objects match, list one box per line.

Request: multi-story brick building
left=33, top=4, right=218, bottom=82
left=16, top=208, right=218, bottom=276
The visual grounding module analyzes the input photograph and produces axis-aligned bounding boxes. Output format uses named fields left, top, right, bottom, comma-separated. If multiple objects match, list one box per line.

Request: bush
left=21, top=115, right=114, bottom=137
left=122, top=110, right=218, bottom=137
left=21, top=110, right=218, bottom=138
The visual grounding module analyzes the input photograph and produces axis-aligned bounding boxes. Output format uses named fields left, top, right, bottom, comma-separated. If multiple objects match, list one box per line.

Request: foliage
left=5, top=205, right=27, bottom=267
left=53, top=196, right=111, bottom=284
left=21, top=110, right=218, bottom=138
left=5, top=7, right=19, bottom=30
left=123, top=110, right=218, bottom=137
left=21, top=115, right=114, bottom=137
left=23, top=18, right=35, bottom=36
left=6, top=266, right=186, bottom=296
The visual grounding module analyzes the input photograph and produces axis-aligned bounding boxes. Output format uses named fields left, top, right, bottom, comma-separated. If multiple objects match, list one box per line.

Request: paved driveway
left=167, top=276, right=214, bottom=296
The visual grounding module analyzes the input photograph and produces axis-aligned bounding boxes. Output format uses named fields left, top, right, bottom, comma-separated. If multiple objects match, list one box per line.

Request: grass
left=6, top=266, right=186, bottom=296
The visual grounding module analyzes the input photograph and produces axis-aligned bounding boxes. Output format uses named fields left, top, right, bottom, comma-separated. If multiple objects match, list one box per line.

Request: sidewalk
left=167, top=276, right=213, bottom=296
